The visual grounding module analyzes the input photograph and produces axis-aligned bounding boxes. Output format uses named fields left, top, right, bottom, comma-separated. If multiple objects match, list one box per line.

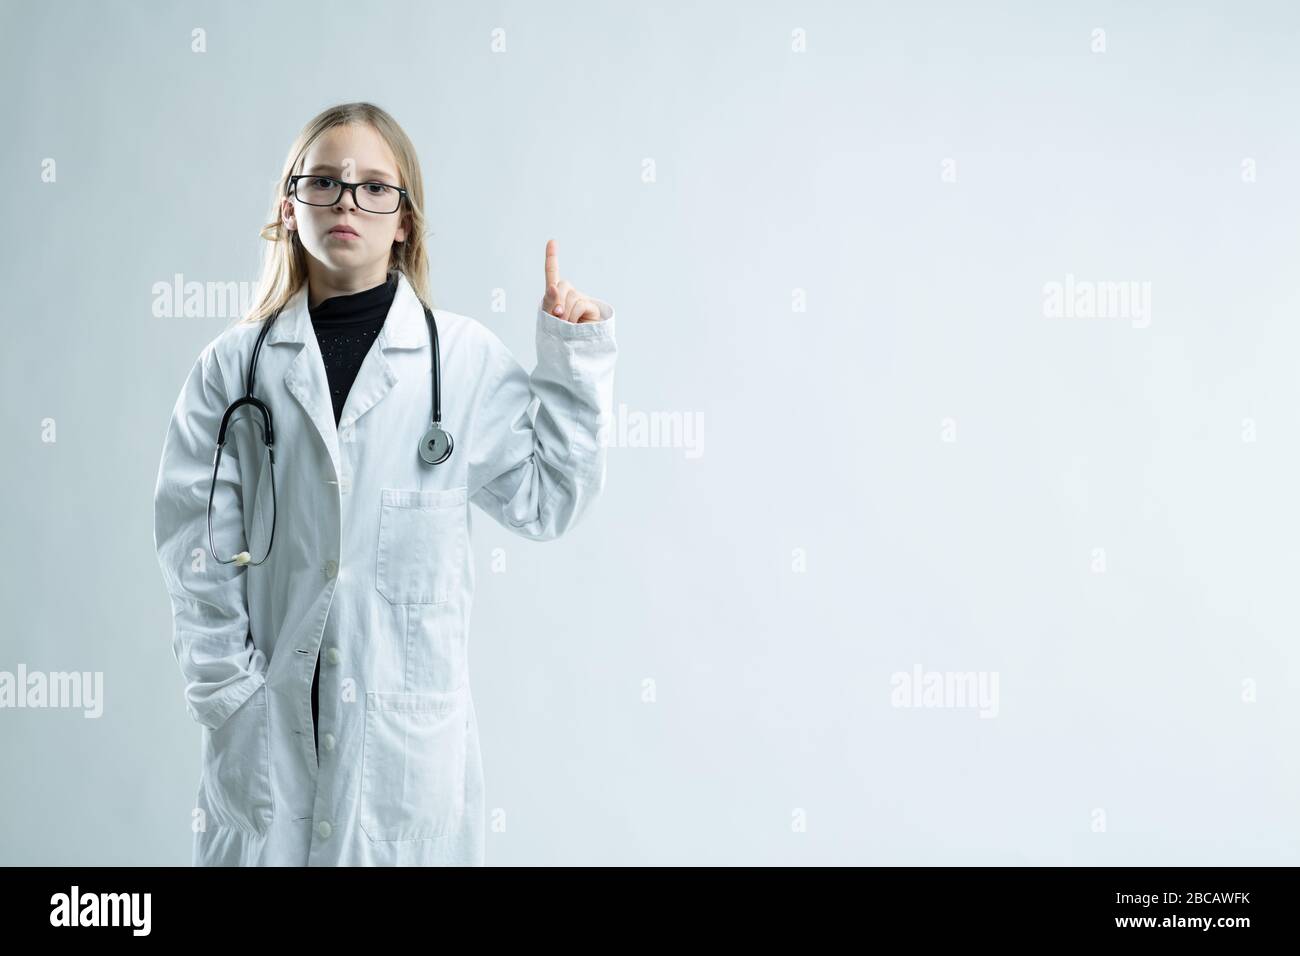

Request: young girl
left=152, top=102, right=617, bottom=866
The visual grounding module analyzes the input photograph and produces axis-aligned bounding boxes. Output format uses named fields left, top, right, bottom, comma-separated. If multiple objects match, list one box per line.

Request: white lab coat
left=151, top=271, right=616, bottom=865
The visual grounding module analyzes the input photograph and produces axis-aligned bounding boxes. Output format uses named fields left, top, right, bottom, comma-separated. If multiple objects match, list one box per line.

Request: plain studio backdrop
left=2, top=0, right=1298, bottom=866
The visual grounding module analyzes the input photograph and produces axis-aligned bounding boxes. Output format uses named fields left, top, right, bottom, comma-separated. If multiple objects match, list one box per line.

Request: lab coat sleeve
left=467, top=299, right=617, bottom=540
left=152, top=341, right=267, bottom=731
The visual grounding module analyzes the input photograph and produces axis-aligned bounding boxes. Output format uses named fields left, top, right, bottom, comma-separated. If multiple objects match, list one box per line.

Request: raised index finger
left=544, top=238, right=559, bottom=289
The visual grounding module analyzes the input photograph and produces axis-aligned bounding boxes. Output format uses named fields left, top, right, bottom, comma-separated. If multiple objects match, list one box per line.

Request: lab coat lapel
left=338, top=272, right=428, bottom=430
left=265, top=273, right=428, bottom=477
left=266, top=284, right=341, bottom=478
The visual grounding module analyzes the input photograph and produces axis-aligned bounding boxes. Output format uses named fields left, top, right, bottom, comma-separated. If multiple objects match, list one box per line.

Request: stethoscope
left=207, top=293, right=453, bottom=567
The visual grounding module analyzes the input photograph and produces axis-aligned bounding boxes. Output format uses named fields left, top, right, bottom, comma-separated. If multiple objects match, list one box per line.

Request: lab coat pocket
left=359, top=688, right=468, bottom=842
left=375, top=486, right=467, bottom=605
left=198, top=682, right=273, bottom=835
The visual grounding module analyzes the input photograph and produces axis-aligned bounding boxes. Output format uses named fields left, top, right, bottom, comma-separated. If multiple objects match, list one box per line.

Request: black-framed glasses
left=287, top=174, right=407, bottom=214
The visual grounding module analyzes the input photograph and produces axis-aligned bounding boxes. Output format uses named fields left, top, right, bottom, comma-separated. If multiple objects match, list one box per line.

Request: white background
left=1, top=0, right=1297, bottom=864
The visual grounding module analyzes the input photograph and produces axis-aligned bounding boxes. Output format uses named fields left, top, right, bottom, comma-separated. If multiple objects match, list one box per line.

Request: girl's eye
left=311, top=177, right=335, bottom=188
left=364, top=183, right=390, bottom=194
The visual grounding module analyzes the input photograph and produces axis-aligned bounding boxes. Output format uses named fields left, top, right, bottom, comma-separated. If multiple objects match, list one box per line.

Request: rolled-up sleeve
left=152, top=342, right=267, bottom=731
left=468, top=299, right=618, bottom=541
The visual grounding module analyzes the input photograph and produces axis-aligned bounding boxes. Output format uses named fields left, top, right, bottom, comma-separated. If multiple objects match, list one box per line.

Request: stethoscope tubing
left=206, top=292, right=450, bottom=566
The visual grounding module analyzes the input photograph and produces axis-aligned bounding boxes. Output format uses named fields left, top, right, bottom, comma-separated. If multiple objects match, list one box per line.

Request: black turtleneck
left=309, top=270, right=399, bottom=425
left=308, top=269, right=398, bottom=759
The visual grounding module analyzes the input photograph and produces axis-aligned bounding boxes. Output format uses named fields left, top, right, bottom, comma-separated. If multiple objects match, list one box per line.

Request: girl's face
left=281, top=123, right=409, bottom=280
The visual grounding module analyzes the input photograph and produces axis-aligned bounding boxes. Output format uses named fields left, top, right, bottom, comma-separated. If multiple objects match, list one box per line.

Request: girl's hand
left=541, top=238, right=603, bottom=323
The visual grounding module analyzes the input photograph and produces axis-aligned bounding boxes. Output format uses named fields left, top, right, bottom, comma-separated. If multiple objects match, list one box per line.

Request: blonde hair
left=240, top=102, right=433, bottom=326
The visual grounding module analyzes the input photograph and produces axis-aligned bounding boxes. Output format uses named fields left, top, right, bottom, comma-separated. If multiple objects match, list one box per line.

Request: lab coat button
left=326, top=647, right=341, bottom=665
left=323, top=559, right=338, bottom=579
left=317, top=820, right=332, bottom=839
left=323, top=733, right=336, bottom=752
left=339, top=475, right=352, bottom=494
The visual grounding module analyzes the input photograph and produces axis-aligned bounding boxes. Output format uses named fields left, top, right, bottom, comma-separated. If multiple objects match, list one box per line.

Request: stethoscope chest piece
left=419, top=424, right=454, bottom=465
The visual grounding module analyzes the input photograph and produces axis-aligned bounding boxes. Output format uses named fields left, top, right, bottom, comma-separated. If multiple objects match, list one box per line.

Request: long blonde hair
left=240, top=102, right=433, bottom=326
